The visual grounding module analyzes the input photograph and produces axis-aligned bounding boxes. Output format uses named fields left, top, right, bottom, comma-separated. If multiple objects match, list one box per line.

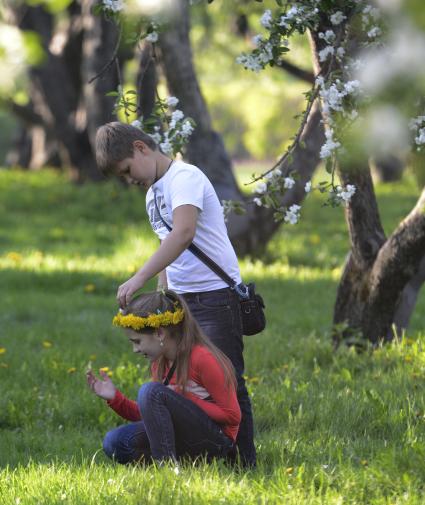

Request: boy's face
left=116, top=141, right=157, bottom=189
left=126, top=328, right=164, bottom=362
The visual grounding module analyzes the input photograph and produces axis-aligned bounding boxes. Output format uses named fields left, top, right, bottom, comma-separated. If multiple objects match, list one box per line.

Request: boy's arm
left=117, top=204, right=198, bottom=307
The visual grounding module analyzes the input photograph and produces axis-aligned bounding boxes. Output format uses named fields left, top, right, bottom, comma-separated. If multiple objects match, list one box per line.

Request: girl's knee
left=103, top=429, right=119, bottom=459
left=137, top=381, right=165, bottom=409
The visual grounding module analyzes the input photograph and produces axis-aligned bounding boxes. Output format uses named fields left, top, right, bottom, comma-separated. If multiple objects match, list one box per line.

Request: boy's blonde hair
left=95, top=122, right=158, bottom=176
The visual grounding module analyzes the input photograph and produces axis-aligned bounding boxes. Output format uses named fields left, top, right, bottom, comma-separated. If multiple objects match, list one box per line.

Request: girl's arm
left=86, top=369, right=141, bottom=422
left=185, top=349, right=241, bottom=426
left=107, top=390, right=141, bottom=422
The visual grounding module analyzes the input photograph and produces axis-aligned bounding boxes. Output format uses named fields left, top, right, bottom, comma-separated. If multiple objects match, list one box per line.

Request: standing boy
left=95, top=122, right=256, bottom=467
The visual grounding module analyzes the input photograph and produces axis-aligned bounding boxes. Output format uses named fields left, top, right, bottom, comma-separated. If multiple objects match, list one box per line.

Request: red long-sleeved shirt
left=107, top=345, right=241, bottom=441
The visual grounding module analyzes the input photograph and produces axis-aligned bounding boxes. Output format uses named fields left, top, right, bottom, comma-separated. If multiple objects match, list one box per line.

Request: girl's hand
left=86, top=369, right=116, bottom=400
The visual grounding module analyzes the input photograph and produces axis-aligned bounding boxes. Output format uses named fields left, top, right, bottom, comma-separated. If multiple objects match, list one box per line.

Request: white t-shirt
left=146, top=160, right=241, bottom=293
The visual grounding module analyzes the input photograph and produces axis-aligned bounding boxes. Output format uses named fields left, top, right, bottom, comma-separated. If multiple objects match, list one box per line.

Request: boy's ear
left=133, top=140, right=147, bottom=152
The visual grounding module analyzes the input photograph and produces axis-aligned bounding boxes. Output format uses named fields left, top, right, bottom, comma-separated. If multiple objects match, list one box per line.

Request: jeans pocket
left=196, top=292, right=231, bottom=311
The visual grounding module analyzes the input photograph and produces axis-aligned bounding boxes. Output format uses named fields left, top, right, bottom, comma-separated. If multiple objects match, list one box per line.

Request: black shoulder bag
left=153, top=192, right=266, bottom=336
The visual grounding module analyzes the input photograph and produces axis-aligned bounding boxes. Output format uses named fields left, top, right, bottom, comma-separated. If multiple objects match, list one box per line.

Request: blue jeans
left=103, top=382, right=233, bottom=464
left=182, top=287, right=256, bottom=467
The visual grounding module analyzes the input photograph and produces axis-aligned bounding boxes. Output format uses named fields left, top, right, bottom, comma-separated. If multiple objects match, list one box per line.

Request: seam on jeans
left=150, top=385, right=175, bottom=459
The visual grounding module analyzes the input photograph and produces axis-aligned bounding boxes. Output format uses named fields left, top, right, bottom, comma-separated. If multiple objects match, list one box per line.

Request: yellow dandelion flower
left=6, top=252, right=23, bottom=262
left=113, top=309, right=184, bottom=331
left=100, top=367, right=110, bottom=373
left=67, top=367, right=77, bottom=374
left=286, top=467, right=294, bottom=474
left=309, top=234, right=321, bottom=245
left=43, top=340, right=52, bottom=348
left=0, top=348, right=6, bottom=355
left=107, top=371, right=113, bottom=377
left=84, top=284, right=96, bottom=293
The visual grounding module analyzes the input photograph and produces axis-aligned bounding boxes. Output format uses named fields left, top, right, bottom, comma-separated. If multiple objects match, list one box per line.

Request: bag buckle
left=233, top=282, right=250, bottom=300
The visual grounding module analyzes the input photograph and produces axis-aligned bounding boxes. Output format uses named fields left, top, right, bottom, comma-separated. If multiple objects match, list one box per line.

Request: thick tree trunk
left=159, top=0, right=324, bottom=255
left=371, top=155, right=404, bottom=182
left=309, top=10, right=425, bottom=343
left=158, top=0, right=240, bottom=194
left=5, top=1, right=122, bottom=180
left=81, top=0, right=119, bottom=152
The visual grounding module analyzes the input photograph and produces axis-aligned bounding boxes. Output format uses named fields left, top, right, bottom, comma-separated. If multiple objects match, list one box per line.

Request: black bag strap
left=163, top=361, right=177, bottom=386
left=153, top=189, right=239, bottom=290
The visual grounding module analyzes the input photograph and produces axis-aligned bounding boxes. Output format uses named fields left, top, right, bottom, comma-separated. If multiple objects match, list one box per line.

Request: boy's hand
left=117, top=272, right=145, bottom=308
left=86, top=369, right=116, bottom=400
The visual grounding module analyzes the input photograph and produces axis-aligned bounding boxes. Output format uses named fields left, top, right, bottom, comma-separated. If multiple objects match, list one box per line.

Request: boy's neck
left=155, top=153, right=174, bottom=183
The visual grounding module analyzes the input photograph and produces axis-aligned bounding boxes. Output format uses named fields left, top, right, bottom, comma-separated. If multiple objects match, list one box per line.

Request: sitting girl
left=86, top=290, right=241, bottom=464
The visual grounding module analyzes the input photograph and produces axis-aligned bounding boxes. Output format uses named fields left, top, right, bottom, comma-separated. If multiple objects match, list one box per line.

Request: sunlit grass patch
left=1, top=168, right=425, bottom=504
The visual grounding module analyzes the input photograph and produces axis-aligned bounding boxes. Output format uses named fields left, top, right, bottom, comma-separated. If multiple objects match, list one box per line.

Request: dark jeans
left=182, top=287, right=256, bottom=467
left=103, top=382, right=233, bottom=464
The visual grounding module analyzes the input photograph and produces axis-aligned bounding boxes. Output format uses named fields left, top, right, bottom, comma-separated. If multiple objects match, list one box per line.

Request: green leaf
left=106, top=91, right=119, bottom=97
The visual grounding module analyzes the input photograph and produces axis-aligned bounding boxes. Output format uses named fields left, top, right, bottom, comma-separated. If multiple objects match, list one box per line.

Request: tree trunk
left=159, top=0, right=324, bottom=255
left=371, top=155, right=404, bottom=182
left=309, top=12, right=425, bottom=343
left=5, top=1, right=122, bottom=180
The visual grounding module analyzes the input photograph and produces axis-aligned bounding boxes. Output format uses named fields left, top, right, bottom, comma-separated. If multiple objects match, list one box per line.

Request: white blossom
left=319, top=30, right=336, bottom=44
left=102, top=0, right=124, bottom=13
left=252, top=35, right=263, bottom=47
left=284, top=204, right=301, bottom=225
left=344, top=80, right=361, bottom=94
left=171, top=110, right=184, bottom=122
left=260, top=10, right=273, bottom=29
left=278, top=16, right=290, bottom=29
left=305, top=181, right=312, bottom=193
left=253, top=197, right=263, bottom=207
left=166, top=96, right=179, bottom=107
left=131, top=119, right=142, bottom=128
left=415, top=128, right=425, bottom=146
left=149, top=132, right=162, bottom=144
left=367, top=27, right=381, bottom=39
left=181, top=120, right=194, bottom=137
left=320, top=129, right=341, bottom=159
left=160, top=140, right=173, bottom=155
left=256, top=182, right=267, bottom=194
left=284, top=177, right=295, bottom=189
left=319, top=46, right=334, bottom=62
left=146, top=31, right=158, bottom=43
left=336, top=47, right=345, bottom=58
left=258, top=43, right=274, bottom=64
left=336, top=184, right=356, bottom=205
left=330, top=11, right=346, bottom=26
left=236, top=54, right=262, bottom=72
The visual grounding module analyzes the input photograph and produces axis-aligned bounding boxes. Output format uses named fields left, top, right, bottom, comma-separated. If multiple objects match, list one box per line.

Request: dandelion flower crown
left=113, top=304, right=184, bottom=331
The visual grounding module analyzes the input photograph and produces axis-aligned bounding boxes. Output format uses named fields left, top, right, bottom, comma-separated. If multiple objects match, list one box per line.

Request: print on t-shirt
left=148, top=193, right=170, bottom=233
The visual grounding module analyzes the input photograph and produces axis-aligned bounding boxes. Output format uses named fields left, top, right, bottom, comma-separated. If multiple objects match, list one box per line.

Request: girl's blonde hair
left=121, top=290, right=237, bottom=391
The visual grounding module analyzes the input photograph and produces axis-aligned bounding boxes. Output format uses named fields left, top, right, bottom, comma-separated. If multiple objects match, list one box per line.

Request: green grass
left=1, top=168, right=425, bottom=504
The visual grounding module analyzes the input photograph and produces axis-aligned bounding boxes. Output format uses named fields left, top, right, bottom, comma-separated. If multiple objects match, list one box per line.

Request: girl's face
left=126, top=328, right=165, bottom=362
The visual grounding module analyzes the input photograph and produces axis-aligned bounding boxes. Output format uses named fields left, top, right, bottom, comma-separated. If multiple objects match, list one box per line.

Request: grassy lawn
left=1, top=168, right=425, bottom=504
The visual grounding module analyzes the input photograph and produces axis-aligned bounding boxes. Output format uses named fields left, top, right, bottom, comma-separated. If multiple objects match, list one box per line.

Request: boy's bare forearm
left=135, top=230, right=192, bottom=286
